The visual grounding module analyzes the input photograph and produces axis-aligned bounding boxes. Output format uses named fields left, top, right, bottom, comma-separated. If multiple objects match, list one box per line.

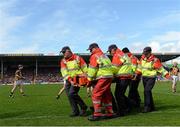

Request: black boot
left=142, top=107, right=151, bottom=113
left=88, top=115, right=106, bottom=121
left=79, top=106, right=88, bottom=116
left=90, top=106, right=94, bottom=112
left=106, top=113, right=119, bottom=119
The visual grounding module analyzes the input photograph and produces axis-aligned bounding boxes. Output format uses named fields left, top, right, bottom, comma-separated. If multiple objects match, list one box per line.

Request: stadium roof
left=0, top=53, right=180, bottom=63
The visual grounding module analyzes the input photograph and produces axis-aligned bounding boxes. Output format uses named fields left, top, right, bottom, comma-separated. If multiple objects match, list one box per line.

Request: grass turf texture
left=0, top=81, right=180, bottom=126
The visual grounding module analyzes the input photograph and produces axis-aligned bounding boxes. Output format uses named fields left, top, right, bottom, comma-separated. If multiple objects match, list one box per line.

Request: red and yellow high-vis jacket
left=112, top=48, right=133, bottom=79
left=127, top=52, right=139, bottom=74
left=60, top=54, right=87, bottom=81
left=87, top=48, right=113, bottom=81
left=136, top=54, right=170, bottom=78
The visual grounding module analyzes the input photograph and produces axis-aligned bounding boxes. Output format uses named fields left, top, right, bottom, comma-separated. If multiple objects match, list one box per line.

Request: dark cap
left=122, top=47, right=130, bottom=53
left=143, top=47, right=152, bottom=54
left=60, top=46, right=71, bottom=53
left=108, top=44, right=118, bottom=52
left=87, top=43, right=99, bottom=51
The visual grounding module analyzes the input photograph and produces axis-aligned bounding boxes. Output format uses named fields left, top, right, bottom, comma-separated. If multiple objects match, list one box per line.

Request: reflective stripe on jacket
left=136, top=54, right=168, bottom=77
left=112, top=49, right=133, bottom=79
left=60, top=54, right=87, bottom=80
left=87, top=48, right=113, bottom=81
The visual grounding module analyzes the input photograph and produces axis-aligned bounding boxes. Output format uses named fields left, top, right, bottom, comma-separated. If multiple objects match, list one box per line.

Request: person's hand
left=69, top=80, right=74, bottom=85
left=68, top=77, right=78, bottom=87
left=132, top=74, right=137, bottom=81
left=70, top=81, right=79, bottom=87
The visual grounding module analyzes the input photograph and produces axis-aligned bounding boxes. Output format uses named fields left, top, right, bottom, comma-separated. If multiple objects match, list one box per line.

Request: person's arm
left=60, top=60, right=73, bottom=84
left=87, top=55, right=98, bottom=81
left=79, top=56, right=88, bottom=74
left=20, top=72, right=26, bottom=79
left=135, top=58, right=142, bottom=75
left=131, top=57, right=140, bottom=80
left=111, top=54, right=123, bottom=75
left=131, top=56, right=138, bottom=73
left=153, top=58, right=172, bottom=79
left=15, top=70, right=22, bottom=79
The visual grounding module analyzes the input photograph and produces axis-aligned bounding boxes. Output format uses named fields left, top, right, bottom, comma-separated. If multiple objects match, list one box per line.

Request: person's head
left=60, top=46, right=72, bottom=59
left=122, top=47, right=130, bottom=53
left=143, top=46, right=152, bottom=58
left=107, top=44, right=118, bottom=55
left=18, top=64, right=23, bottom=70
left=87, top=43, right=99, bottom=53
left=173, top=62, right=178, bottom=67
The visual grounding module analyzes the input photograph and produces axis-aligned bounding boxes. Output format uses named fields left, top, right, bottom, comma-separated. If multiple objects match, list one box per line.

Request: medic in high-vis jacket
left=87, top=43, right=116, bottom=121
left=122, top=47, right=141, bottom=109
left=136, top=46, right=172, bottom=113
left=108, top=44, right=133, bottom=116
left=60, top=46, right=87, bottom=117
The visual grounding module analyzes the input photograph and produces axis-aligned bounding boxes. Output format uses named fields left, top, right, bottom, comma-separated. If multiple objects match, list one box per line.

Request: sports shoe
left=56, top=95, right=60, bottom=99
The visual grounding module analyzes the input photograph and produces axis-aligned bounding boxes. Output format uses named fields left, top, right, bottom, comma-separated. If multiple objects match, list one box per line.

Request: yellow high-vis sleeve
left=87, top=66, right=98, bottom=81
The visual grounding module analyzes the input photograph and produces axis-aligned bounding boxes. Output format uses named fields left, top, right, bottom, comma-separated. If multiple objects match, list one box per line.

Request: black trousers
left=111, top=92, right=118, bottom=113
left=115, top=79, right=131, bottom=114
left=142, top=77, right=156, bottom=110
left=65, top=81, right=87, bottom=114
left=128, top=77, right=141, bottom=108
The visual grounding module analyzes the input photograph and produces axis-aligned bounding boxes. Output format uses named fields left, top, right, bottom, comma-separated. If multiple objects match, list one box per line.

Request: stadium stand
left=0, top=53, right=180, bottom=85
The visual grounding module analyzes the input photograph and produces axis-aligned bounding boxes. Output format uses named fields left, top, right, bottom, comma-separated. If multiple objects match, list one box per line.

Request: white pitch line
left=0, top=115, right=68, bottom=121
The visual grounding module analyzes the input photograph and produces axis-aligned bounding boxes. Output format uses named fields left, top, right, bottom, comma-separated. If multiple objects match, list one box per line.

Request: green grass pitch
left=0, top=81, right=180, bottom=126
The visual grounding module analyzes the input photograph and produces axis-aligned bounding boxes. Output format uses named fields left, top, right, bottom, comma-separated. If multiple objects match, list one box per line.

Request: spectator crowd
left=0, top=67, right=63, bottom=85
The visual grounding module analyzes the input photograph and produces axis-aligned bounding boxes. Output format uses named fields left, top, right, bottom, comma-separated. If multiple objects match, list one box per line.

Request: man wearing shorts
left=9, top=65, right=26, bottom=97
left=171, top=62, right=179, bottom=93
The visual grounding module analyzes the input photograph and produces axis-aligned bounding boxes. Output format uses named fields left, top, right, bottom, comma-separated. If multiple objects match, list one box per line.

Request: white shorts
left=14, top=80, right=23, bottom=85
left=172, top=76, right=179, bottom=85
